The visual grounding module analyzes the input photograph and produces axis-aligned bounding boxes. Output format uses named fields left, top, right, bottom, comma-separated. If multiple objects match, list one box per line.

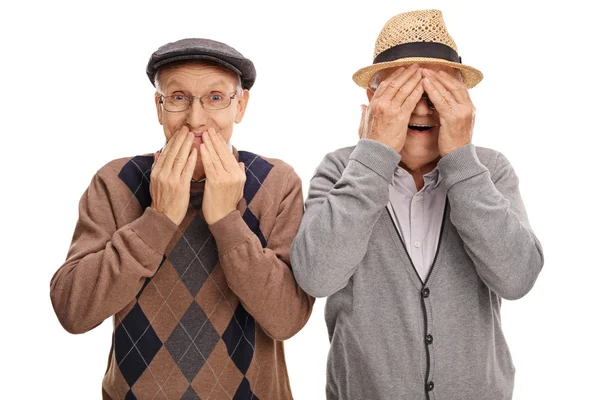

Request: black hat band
left=373, top=42, right=462, bottom=64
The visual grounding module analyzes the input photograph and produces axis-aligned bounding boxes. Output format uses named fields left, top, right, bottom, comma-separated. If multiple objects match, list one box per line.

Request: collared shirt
left=386, top=164, right=447, bottom=281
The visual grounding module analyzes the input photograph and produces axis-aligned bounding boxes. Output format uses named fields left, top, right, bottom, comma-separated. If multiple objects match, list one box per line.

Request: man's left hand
left=200, top=128, right=246, bottom=225
left=422, top=69, right=476, bottom=157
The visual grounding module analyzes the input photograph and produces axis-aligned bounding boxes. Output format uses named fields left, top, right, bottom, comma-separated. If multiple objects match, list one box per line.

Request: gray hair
left=154, top=62, right=243, bottom=95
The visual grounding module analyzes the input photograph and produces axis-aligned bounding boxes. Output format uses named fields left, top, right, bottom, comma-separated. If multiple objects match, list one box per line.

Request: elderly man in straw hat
left=50, top=38, right=313, bottom=399
left=291, top=9, right=543, bottom=400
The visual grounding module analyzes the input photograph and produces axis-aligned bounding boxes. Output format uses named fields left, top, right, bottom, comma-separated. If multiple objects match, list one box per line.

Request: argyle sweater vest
left=51, top=149, right=312, bottom=400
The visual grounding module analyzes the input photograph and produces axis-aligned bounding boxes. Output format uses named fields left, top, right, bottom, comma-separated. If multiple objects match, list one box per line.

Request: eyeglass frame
left=157, top=91, right=238, bottom=112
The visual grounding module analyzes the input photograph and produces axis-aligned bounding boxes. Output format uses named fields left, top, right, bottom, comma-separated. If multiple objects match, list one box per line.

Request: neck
left=399, top=156, right=440, bottom=191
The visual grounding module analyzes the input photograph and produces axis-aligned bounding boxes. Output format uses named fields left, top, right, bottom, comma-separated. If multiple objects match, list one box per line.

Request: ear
left=366, top=88, right=375, bottom=102
left=154, top=93, right=163, bottom=125
left=234, top=89, right=250, bottom=124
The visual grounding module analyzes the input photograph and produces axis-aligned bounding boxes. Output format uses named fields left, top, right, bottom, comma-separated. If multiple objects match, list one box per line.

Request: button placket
left=411, top=190, right=425, bottom=275
left=421, top=287, right=434, bottom=397
left=425, top=334, right=433, bottom=344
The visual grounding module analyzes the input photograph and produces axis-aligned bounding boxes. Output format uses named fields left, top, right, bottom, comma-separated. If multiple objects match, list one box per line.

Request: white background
left=1, top=0, right=599, bottom=399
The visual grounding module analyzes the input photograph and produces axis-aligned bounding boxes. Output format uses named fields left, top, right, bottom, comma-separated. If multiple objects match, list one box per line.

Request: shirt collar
left=392, top=165, right=443, bottom=189
left=425, top=167, right=443, bottom=189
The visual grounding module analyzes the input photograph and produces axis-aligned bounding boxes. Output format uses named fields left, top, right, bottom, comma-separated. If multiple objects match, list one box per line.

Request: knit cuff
left=208, top=210, right=253, bottom=254
left=438, top=144, right=489, bottom=189
left=129, top=207, right=179, bottom=255
left=349, top=139, right=401, bottom=182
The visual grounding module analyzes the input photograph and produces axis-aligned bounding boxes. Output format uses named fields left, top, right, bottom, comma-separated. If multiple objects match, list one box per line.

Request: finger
left=162, top=126, right=190, bottom=171
left=358, top=104, right=367, bottom=139
left=171, top=131, right=194, bottom=177
left=181, top=148, right=198, bottom=183
left=209, top=128, right=237, bottom=172
left=378, top=64, right=421, bottom=102
left=372, top=67, right=407, bottom=99
left=432, top=70, right=471, bottom=104
left=199, top=143, right=216, bottom=179
left=238, top=162, right=247, bottom=182
left=151, top=149, right=165, bottom=180
left=423, top=71, right=456, bottom=106
left=391, top=67, right=423, bottom=106
left=423, top=76, right=452, bottom=114
left=400, top=81, right=425, bottom=113
left=202, top=130, right=224, bottom=173
left=153, top=143, right=169, bottom=172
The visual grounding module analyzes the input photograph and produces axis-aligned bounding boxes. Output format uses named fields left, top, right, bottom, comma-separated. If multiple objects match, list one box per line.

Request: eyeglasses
left=422, top=93, right=435, bottom=110
left=158, top=91, right=237, bottom=112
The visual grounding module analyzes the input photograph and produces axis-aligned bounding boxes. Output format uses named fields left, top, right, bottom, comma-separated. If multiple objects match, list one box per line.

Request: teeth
left=408, top=124, right=433, bottom=132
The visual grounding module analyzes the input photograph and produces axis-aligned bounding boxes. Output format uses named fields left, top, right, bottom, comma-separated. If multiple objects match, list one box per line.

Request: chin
left=401, top=146, right=440, bottom=168
left=404, top=141, right=439, bottom=158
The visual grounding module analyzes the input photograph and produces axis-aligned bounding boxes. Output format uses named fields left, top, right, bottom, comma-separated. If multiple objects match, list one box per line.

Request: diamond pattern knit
left=51, top=148, right=314, bottom=399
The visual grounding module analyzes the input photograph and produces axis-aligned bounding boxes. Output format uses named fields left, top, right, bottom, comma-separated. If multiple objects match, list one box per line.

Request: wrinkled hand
left=200, top=128, right=246, bottom=226
left=358, top=64, right=425, bottom=153
left=150, top=126, right=198, bottom=225
left=422, top=69, right=476, bottom=156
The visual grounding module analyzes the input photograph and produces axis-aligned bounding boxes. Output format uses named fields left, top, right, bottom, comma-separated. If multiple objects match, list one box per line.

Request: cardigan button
left=426, top=381, right=434, bottom=391
left=422, top=288, right=430, bottom=298
left=425, top=334, right=433, bottom=344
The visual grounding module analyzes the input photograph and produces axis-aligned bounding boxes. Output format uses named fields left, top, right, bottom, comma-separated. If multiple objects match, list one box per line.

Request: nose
left=412, top=97, right=434, bottom=117
left=186, top=97, right=210, bottom=129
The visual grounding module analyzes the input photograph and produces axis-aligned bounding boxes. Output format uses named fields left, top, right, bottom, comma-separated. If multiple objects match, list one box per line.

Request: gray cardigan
left=290, top=139, right=544, bottom=400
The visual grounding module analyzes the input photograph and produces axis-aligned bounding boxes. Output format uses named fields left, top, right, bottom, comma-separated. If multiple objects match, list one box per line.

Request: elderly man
left=50, top=39, right=313, bottom=399
left=291, top=10, right=543, bottom=400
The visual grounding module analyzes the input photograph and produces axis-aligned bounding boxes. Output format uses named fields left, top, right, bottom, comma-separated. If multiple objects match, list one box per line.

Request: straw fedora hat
left=352, top=9, right=483, bottom=89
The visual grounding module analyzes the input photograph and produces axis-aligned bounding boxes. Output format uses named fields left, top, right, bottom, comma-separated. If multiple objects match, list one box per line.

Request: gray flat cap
left=146, top=38, right=256, bottom=90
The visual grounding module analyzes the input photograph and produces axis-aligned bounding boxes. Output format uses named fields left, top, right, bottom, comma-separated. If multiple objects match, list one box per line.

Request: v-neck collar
left=385, top=198, right=449, bottom=286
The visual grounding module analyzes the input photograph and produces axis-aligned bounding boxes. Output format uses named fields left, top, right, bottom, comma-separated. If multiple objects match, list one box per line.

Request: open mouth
left=408, top=124, right=434, bottom=133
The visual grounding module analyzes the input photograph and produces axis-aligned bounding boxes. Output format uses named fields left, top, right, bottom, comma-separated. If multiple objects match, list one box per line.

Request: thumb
left=238, top=162, right=245, bottom=173
left=359, top=104, right=368, bottom=139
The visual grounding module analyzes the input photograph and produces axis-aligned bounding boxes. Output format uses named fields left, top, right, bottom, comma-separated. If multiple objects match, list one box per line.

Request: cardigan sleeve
left=208, top=168, right=314, bottom=340
left=437, top=145, right=544, bottom=300
left=291, top=139, right=401, bottom=297
left=50, top=166, right=179, bottom=334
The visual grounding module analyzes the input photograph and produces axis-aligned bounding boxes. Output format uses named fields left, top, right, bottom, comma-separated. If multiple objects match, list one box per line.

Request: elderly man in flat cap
left=291, top=9, right=543, bottom=400
left=50, top=38, right=313, bottom=399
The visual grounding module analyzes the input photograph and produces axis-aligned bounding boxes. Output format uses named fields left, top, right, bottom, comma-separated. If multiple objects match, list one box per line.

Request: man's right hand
left=150, top=126, right=198, bottom=225
left=359, top=63, right=424, bottom=153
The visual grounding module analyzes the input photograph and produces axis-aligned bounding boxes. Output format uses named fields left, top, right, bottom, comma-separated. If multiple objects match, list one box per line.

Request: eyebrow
left=165, top=79, right=235, bottom=93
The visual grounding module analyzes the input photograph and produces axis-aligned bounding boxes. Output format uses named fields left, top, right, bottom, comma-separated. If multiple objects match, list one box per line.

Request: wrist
left=150, top=204, right=180, bottom=225
left=206, top=207, right=236, bottom=226
left=368, top=136, right=404, bottom=154
left=440, top=141, right=471, bottom=157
